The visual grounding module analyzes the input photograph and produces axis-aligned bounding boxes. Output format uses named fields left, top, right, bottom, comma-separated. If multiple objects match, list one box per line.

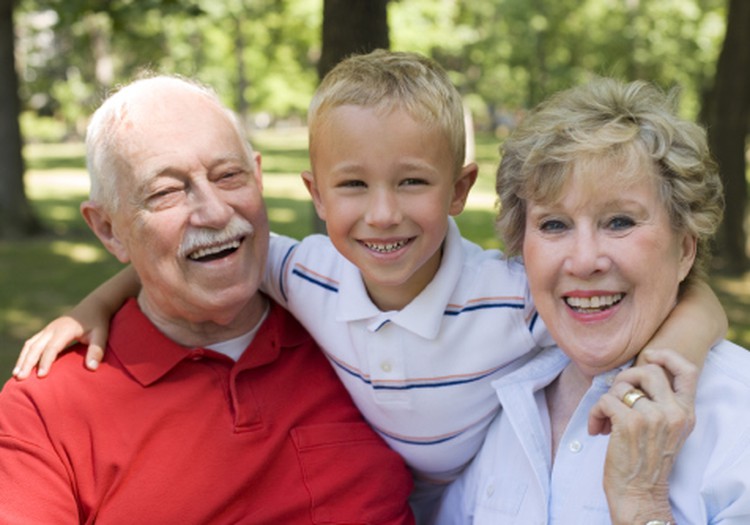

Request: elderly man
left=0, top=75, right=414, bottom=524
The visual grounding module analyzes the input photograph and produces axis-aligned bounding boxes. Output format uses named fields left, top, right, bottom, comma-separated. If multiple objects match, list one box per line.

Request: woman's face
left=522, top=163, right=697, bottom=378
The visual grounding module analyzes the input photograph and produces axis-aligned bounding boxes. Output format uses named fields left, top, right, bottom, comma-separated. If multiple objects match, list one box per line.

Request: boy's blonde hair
left=308, top=49, right=466, bottom=175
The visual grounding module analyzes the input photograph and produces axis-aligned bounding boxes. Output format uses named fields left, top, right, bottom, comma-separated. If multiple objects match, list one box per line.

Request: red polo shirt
left=0, top=298, right=414, bottom=524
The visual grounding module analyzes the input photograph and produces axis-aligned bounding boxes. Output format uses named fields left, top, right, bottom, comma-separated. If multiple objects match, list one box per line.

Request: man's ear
left=301, top=170, right=327, bottom=221
left=252, top=152, right=263, bottom=191
left=80, top=201, right=130, bottom=263
left=449, top=162, right=479, bottom=216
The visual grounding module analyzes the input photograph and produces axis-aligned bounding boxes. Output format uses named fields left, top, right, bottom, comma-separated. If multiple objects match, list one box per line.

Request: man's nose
left=190, top=184, right=234, bottom=228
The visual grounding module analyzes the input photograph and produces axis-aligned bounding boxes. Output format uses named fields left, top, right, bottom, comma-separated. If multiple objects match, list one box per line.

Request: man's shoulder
left=0, top=344, right=107, bottom=402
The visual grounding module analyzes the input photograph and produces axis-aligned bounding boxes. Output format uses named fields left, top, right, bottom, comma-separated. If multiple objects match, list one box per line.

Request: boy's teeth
left=565, top=293, right=623, bottom=310
left=364, top=239, right=408, bottom=253
left=188, top=239, right=241, bottom=260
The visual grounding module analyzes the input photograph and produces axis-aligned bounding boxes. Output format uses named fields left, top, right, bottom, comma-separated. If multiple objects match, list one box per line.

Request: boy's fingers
left=14, top=333, right=50, bottom=380
left=85, top=338, right=105, bottom=371
left=641, top=348, right=698, bottom=402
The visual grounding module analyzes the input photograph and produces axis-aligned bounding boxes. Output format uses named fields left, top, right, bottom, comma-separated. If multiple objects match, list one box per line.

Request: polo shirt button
left=380, top=361, right=392, bottom=373
left=485, top=484, right=495, bottom=497
left=568, top=440, right=582, bottom=453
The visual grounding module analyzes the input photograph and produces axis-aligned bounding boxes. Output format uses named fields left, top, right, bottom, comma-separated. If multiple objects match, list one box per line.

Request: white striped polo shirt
left=263, top=218, right=552, bottom=481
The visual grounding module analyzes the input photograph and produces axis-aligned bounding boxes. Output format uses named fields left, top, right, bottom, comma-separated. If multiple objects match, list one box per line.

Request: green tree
left=0, top=0, right=40, bottom=238
left=706, top=0, right=750, bottom=273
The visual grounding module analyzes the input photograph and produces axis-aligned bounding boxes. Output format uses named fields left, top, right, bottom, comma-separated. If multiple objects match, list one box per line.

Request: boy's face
left=304, top=105, right=477, bottom=311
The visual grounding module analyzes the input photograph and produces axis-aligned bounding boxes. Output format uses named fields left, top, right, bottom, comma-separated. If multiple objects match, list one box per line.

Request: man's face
left=104, top=91, right=269, bottom=331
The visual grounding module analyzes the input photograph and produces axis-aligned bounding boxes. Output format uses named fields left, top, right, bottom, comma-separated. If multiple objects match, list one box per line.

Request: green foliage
left=15, top=0, right=727, bottom=139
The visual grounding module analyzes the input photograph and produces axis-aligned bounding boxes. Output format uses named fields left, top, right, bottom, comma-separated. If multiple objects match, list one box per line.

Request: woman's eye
left=607, top=215, right=636, bottom=230
left=539, top=219, right=567, bottom=232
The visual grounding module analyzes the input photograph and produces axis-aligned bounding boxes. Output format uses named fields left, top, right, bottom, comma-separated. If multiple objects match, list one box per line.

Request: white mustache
left=178, top=216, right=255, bottom=258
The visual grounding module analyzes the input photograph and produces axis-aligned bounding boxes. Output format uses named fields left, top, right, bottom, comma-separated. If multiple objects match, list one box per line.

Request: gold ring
left=622, top=388, right=647, bottom=408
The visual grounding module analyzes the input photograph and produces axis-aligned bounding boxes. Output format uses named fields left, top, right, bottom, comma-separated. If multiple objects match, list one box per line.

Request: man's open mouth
left=187, top=238, right=243, bottom=262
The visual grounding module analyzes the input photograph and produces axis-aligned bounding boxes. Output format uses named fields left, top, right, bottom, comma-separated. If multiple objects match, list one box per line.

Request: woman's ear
left=80, top=201, right=131, bottom=263
left=301, top=170, right=327, bottom=221
left=678, top=233, right=698, bottom=282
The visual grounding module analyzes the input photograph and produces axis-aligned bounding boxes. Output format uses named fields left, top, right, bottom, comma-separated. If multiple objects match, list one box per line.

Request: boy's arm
left=13, top=266, right=140, bottom=379
left=637, top=279, right=726, bottom=370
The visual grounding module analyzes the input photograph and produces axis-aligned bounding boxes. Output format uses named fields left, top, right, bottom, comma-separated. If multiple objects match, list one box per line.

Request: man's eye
left=151, top=187, right=180, bottom=199
left=145, top=187, right=183, bottom=208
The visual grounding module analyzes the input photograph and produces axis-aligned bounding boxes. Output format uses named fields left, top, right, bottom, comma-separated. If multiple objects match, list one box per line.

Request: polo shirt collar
left=109, top=297, right=303, bottom=386
left=335, top=218, right=465, bottom=340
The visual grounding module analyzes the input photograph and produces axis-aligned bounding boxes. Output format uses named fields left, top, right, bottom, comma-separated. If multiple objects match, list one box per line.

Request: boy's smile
left=304, top=104, right=476, bottom=311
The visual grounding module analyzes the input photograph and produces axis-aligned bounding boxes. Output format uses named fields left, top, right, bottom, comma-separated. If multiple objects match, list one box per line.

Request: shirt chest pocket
left=292, top=422, right=412, bottom=525
left=472, top=477, right=531, bottom=523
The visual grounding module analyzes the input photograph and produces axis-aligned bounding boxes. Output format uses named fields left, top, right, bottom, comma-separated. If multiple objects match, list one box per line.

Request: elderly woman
left=435, top=78, right=750, bottom=524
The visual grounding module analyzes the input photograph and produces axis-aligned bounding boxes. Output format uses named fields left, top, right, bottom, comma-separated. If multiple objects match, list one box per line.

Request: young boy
left=15, top=51, right=726, bottom=522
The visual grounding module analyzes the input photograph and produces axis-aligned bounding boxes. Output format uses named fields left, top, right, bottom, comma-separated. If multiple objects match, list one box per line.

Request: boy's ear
left=301, top=170, right=327, bottom=221
left=80, top=201, right=131, bottom=263
left=449, top=162, right=479, bottom=216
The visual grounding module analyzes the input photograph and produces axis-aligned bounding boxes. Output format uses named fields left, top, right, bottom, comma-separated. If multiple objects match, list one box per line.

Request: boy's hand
left=13, top=317, right=105, bottom=379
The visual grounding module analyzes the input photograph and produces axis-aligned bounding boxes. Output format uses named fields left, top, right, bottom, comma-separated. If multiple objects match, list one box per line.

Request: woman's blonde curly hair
left=496, top=77, right=724, bottom=283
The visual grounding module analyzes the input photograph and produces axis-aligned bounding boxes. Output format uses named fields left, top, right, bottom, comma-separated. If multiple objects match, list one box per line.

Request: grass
left=1, top=129, right=749, bottom=379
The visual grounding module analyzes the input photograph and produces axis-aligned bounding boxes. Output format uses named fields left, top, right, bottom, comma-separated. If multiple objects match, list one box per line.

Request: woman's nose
left=563, top=230, right=611, bottom=277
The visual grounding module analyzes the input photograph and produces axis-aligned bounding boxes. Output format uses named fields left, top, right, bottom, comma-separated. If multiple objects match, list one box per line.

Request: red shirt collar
left=109, top=297, right=311, bottom=386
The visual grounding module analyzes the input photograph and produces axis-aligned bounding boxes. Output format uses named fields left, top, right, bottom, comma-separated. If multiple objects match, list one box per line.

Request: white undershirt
left=206, top=305, right=270, bottom=361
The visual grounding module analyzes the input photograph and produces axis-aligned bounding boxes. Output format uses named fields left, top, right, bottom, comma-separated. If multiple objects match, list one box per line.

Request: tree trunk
left=0, top=0, right=41, bottom=238
left=311, top=0, right=390, bottom=233
left=318, top=0, right=390, bottom=79
left=707, top=0, right=750, bottom=274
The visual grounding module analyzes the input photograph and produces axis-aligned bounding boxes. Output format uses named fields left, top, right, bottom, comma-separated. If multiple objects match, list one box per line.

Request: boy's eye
left=401, top=177, right=428, bottom=186
left=337, top=179, right=366, bottom=188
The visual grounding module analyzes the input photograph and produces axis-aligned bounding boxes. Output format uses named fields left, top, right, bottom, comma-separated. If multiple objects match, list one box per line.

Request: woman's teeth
left=565, top=293, right=623, bottom=310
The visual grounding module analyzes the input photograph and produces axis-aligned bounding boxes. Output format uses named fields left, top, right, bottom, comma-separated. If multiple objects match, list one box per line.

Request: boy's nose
left=365, top=190, right=402, bottom=228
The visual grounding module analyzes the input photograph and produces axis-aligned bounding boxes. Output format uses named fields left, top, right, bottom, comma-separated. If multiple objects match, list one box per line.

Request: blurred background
left=1, top=0, right=749, bottom=377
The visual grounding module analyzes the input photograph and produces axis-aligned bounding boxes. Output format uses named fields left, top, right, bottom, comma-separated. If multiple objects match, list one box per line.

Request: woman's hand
left=589, top=349, right=698, bottom=525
